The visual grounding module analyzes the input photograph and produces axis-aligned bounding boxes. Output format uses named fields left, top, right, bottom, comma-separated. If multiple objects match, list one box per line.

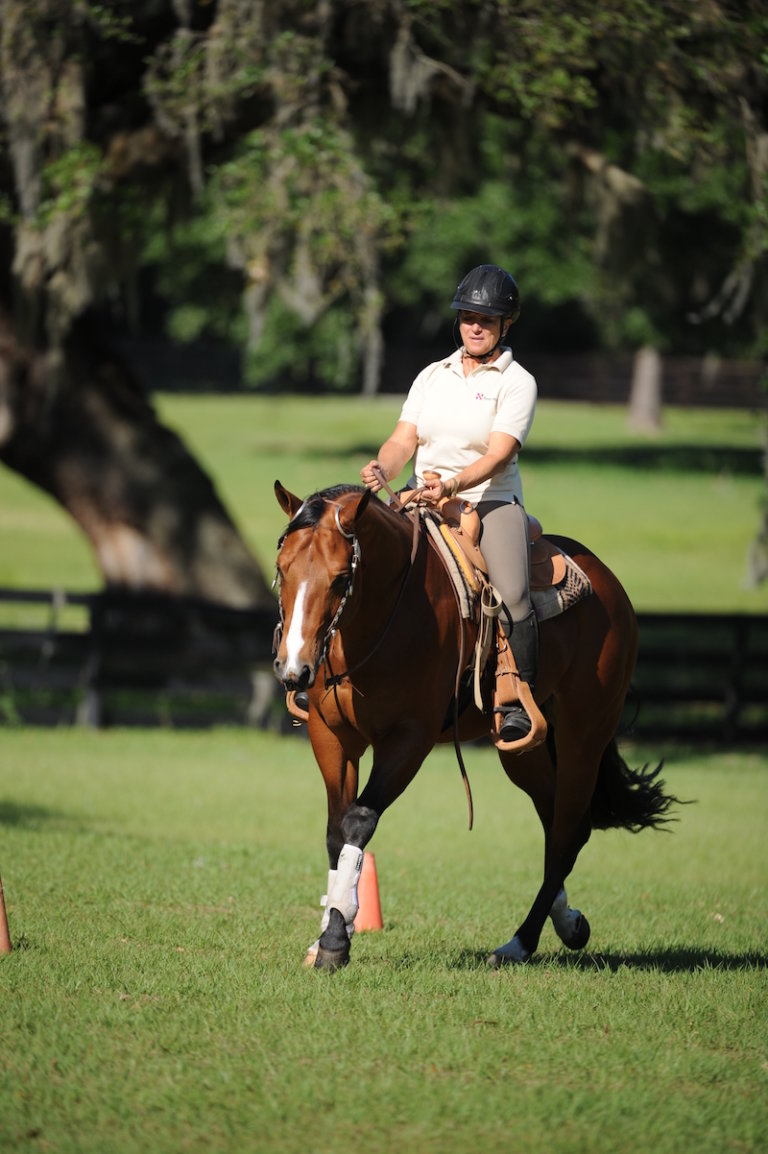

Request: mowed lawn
left=1, top=727, right=766, bottom=1154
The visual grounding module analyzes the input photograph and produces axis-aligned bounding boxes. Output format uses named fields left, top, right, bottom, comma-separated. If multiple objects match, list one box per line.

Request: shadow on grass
left=0, top=800, right=68, bottom=829
left=444, top=946, right=768, bottom=973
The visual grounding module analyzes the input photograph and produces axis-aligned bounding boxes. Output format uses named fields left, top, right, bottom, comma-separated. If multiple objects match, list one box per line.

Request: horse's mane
left=282, top=484, right=368, bottom=540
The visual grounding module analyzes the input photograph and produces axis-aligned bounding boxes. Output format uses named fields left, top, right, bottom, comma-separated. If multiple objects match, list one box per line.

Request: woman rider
left=360, top=263, right=539, bottom=743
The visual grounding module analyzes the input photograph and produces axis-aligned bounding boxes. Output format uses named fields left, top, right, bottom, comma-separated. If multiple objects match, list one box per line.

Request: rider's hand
left=422, top=472, right=444, bottom=504
left=361, top=460, right=383, bottom=492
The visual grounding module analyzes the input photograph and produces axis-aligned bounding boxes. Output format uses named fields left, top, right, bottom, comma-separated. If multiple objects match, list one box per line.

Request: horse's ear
left=275, top=480, right=302, bottom=518
left=337, top=487, right=371, bottom=537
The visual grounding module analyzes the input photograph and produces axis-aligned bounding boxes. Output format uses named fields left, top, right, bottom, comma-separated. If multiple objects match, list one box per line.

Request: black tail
left=590, top=739, right=680, bottom=832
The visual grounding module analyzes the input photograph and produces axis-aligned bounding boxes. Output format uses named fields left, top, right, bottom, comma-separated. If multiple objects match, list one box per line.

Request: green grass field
left=1, top=394, right=766, bottom=1149
left=0, top=728, right=766, bottom=1153
left=0, top=395, right=766, bottom=612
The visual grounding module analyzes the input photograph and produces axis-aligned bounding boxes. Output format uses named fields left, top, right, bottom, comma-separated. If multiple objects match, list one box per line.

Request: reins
left=322, top=503, right=420, bottom=689
left=368, top=468, right=475, bottom=830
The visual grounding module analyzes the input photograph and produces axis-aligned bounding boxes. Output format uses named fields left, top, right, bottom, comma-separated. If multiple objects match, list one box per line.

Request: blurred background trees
left=0, top=0, right=766, bottom=598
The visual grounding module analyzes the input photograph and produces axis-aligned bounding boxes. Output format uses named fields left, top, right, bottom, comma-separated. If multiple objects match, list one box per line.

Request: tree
left=0, top=1, right=766, bottom=597
left=0, top=1, right=279, bottom=603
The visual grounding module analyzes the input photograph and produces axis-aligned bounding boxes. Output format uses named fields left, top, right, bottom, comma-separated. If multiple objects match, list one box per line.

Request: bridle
left=273, top=490, right=419, bottom=690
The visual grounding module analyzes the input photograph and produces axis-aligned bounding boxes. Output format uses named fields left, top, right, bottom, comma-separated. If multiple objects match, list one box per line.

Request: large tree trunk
left=0, top=3, right=275, bottom=608
left=0, top=313, right=272, bottom=608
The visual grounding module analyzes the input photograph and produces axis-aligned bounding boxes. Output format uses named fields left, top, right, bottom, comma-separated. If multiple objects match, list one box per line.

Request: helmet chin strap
left=457, top=317, right=508, bottom=364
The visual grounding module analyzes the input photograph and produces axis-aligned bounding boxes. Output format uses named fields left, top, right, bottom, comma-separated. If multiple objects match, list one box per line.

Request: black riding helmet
left=450, top=264, right=521, bottom=324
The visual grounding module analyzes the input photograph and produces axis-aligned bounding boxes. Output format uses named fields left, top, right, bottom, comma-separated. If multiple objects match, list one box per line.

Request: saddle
left=433, top=498, right=567, bottom=597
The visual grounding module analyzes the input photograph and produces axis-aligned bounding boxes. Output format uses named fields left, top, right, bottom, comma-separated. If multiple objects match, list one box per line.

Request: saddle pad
left=423, top=514, right=478, bottom=619
left=424, top=510, right=593, bottom=624
left=533, top=552, right=593, bottom=621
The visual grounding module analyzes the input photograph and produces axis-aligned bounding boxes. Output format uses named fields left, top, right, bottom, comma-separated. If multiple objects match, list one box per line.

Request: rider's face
left=459, top=311, right=504, bottom=359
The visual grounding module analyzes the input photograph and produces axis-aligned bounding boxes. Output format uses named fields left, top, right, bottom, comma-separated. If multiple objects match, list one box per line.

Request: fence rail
left=1, top=588, right=766, bottom=744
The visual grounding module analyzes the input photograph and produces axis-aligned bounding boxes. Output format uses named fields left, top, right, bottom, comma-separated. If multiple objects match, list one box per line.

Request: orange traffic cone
left=354, top=852, right=383, bottom=933
left=0, top=874, right=11, bottom=956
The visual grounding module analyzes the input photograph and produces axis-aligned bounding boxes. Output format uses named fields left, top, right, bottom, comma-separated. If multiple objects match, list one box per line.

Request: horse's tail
left=590, top=739, right=679, bottom=832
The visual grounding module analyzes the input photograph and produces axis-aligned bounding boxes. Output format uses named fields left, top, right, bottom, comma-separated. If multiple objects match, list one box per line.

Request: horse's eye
left=331, top=572, right=349, bottom=593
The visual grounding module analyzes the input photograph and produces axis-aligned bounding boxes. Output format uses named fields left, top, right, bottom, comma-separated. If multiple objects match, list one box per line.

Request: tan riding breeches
left=477, top=499, right=532, bottom=634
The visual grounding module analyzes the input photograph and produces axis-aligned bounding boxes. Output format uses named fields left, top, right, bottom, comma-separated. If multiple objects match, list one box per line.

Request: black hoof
left=313, top=945, right=350, bottom=972
left=313, top=908, right=351, bottom=972
left=563, top=913, right=591, bottom=951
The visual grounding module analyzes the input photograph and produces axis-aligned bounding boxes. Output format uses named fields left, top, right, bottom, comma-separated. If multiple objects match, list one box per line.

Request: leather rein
left=321, top=492, right=421, bottom=689
left=366, top=469, right=475, bottom=830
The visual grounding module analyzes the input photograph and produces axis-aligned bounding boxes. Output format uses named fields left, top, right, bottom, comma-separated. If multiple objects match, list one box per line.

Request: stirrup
left=491, top=679, right=547, bottom=753
left=496, top=704, right=532, bottom=742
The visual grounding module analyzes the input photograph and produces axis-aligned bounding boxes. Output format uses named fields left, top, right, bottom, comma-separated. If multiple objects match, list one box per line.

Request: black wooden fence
left=1, top=588, right=766, bottom=744
left=0, top=588, right=282, bottom=731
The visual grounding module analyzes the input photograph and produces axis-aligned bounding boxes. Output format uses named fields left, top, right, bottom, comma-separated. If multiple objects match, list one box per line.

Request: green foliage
left=0, top=0, right=766, bottom=379
left=241, top=295, right=360, bottom=392
left=37, top=142, right=103, bottom=226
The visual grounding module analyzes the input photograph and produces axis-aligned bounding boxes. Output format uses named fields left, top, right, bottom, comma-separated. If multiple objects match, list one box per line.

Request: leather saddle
left=430, top=497, right=566, bottom=596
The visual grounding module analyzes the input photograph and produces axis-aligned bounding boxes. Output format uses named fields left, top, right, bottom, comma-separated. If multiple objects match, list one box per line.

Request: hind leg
left=490, top=741, right=561, bottom=964
left=489, top=720, right=605, bottom=965
left=549, top=885, right=590, bottom=950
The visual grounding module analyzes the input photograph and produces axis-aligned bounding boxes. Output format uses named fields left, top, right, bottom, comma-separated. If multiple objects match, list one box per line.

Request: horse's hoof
left=487, top=936, right=531, bottom=967
left=562, top=913, right=591, bottom=951
left=313, top=945, right=350, bottom=972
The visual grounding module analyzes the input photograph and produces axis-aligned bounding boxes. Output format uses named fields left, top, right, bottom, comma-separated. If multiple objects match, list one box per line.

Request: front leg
left=303, top=715, right=367, bottom=969
left=314, top=802, right=380, bottom=971
left=313, top=722, right=435, bottom=971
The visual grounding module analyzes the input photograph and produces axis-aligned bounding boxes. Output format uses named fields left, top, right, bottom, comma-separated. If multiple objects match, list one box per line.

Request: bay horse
left=272, top=480, right=676, bottom=971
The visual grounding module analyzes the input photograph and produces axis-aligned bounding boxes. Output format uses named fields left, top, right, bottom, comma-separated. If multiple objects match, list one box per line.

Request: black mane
left=282, top=484, right=367, bottom=540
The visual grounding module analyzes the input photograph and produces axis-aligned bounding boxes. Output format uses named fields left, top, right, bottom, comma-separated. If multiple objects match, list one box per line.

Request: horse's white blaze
left=284, top=579, right=309, bottom=675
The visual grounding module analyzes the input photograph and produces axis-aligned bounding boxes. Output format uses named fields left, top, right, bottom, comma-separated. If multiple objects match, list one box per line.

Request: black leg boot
left=499, top=609, right=539, bottom=742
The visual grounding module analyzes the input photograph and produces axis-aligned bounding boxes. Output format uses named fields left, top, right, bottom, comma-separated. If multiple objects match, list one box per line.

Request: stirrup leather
left=492, top=627, right=547, bottom=754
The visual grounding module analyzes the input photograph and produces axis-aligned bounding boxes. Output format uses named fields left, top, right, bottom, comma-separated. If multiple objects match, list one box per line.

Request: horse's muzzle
left=273, top=655, right=316, bottom=691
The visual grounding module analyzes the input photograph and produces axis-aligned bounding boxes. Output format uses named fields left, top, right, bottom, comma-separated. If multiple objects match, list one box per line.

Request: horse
left=272, top=480, right=676, bottom=971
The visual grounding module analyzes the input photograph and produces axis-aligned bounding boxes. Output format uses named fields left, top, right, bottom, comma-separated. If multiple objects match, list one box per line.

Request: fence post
left=77, top=594, right=103, bottom=728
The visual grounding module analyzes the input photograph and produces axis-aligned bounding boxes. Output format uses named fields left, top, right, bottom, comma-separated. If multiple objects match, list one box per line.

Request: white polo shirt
left=399, top=347, right=537, bottom=506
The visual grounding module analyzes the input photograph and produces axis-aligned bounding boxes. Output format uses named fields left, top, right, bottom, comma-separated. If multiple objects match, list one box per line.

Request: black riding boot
left=499, top=609, right=539, bottom=742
